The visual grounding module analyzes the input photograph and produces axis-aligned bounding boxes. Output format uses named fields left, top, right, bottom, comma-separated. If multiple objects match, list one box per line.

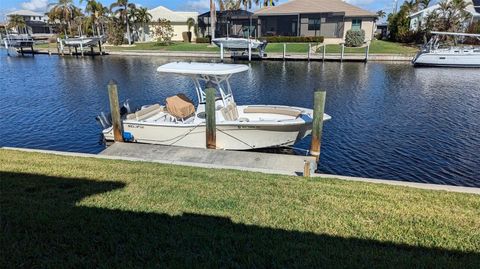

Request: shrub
left=196, top=37, right=210, bottom=43
left=345, top=30, right=365, bottom=47
left=154, top=18, right=174, bottom=45
left=263, top=36, right=324, bottom=43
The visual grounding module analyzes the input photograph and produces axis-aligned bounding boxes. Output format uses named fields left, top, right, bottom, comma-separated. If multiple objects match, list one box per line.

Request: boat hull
left=212, top=38, right=266, bottom=50
left=104, top=122, right=312, bottom=150
left=413, top=52, right=480, bottom=67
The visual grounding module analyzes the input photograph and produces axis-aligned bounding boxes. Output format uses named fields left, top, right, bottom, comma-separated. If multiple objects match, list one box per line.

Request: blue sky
left=1, top=0, right=407, bottom=21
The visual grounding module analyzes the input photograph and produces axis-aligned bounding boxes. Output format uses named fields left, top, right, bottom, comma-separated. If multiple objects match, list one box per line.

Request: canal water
left=1, top=52, right=479, bottom=187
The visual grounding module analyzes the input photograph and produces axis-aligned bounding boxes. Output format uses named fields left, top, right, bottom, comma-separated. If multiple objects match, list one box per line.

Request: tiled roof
left=254, top=0, right=376, bottom=17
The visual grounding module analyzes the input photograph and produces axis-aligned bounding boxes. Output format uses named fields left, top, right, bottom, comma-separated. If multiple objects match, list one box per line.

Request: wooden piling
left=303, top=160, right=311, bottom=177
left=31, top=45, right=34, bottom=56
left=74, top=47, right=77, bottom=56
left=283, top=43, right=286, bottom=60
left=80, top=43, right=84, bottom=57
left=20, top=47, right=24, bottom=56
left=90, top=46, right=94, bottom=57
left=310, top=90, right=326, bottom=162
left=108, top=80, right=124, bottom=142
left=248, top=41, right=252, bottom=61
left=205, top=87, right=216, bottom=149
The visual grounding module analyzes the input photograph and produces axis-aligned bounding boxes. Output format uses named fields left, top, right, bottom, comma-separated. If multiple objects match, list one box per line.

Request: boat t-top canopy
left=157, top=62, right=250, bottom=105
left=157, top=62, right=249, bottom=76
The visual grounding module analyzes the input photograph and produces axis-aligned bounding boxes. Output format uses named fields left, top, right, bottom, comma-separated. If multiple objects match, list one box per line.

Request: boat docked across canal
left=97, top=62, right=331, bottom=150
left=412, top=31, right=480, bottom=67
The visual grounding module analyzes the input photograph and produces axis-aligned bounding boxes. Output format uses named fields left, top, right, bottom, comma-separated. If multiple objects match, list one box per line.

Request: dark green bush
left=263, top=36, right=324, bottom=43
left=345, top=30, right=365, bottom=47
left=196, top=37, right=210, bottom=43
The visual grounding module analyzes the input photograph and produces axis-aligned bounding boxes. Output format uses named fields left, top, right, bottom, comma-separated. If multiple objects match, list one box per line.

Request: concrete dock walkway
left=100, top=142, right=314, bottom=176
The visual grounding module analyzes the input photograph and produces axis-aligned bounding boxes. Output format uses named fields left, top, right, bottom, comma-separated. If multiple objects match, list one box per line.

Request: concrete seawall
left=3, top=146, right=478, bottom=195
left=31, top=48, right=413, bottom=62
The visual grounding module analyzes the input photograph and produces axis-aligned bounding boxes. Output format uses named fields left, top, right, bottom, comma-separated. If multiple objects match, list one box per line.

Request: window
left=308, top=18, right=320, bottom=31
left=352, top=19, right=362, bottom=30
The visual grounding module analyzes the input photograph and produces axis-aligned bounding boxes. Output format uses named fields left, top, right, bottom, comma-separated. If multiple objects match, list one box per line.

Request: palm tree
left=418, top=0, right=432, bottom=9
left=256, top=0, right=277, bottom=7
left=7, top=15, right=26, bottom=34
left=48, top=0, right=79, bottom=36
left=376, top=10, right=387, bottom=19
left=83, top=0, right=107, bottom=36
left=110, top=0, right=136, bottom=45
left=135, top=7, right=152, bottom=42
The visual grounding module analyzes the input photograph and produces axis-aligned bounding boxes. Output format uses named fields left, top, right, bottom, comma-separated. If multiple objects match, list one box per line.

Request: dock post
left=365, top=42, right=370, bottom=62
left=80, top=43, right=84, bottom=57
left=341, top=43, right=345, bottom=62
left=248, top=42, right=252, bottom=62
left=90, top=46, right=94, bottom=57
left=303, top=160, right=311, bottom=177
left=205, top=87, right=216, bottom=149
left=31, top=44, right=35, bottom=56
left=20, top=47, right=24, bottom=56
left=108, top=80, right=124, bottom=142
left=74, top=47, right=77, bottom=56
left=308, top=43, right=311, bottom=61
left=99, top=41, right=103, bottom=55
left=322, top=44, right=326, bottom=61
left=220, top=43, right=224, bottom=62
left=283, top=43, right=286, bottom=60
left=310, top=90, right=326, bottom=163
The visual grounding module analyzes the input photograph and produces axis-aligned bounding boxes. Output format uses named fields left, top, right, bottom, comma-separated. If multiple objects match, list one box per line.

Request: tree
left=187, top=17, right=196, bottom=33
left=83, top=0, right=108, bottom=36
left=7, top=15, right=26, bottom=34
left=135, top=7, right=152, bottom=42
left=154, top=18, right=174, bottom=45
left=376, top=10, right=386, bottom=19
left=418, top=0, right=432, bottom=9
left=110, top=0, right=136, bottom=45
left=48, top=0, right=80, bottom=36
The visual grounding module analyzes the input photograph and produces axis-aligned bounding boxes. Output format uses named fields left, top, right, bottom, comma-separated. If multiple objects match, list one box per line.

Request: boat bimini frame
left=190, top=73, right=235, bottom=106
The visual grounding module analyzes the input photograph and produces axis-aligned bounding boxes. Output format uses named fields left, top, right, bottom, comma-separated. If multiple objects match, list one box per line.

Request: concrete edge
left=2, top=147, right=478, bottom=195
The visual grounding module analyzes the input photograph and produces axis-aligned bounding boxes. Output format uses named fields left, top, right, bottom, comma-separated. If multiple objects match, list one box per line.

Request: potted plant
left=182, top=17, right=195, bottom=43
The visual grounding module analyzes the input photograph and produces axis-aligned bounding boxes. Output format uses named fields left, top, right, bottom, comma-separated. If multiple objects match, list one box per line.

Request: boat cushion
left=221, top=102, right=239, bottom=121
left=243, top=106, right=302, bottom=118
left=128, top=104, right=162, bottom=121
left=166, top=94, right=195, bottom=119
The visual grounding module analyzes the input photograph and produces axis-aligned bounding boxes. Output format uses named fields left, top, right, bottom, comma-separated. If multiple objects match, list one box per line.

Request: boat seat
left=127, top=104, right=163, bottom=121
left=243, top=106, right=302, bottom=118
left=221, top=102, right=239, bottom=121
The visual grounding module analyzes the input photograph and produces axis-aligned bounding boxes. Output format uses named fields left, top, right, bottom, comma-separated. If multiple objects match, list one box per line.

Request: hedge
left=196, top=37, right=210, bottom=43
left=263, top=36, right=324, bottom=43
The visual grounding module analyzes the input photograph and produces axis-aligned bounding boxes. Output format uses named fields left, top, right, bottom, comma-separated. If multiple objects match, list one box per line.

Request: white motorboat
left=212, top=37, right=268, bottom=56
left=98, top=62, right=331, bottom=150
left=412, top=31, right=480, bottom=67
left=62, top=36, right=105, bottom=47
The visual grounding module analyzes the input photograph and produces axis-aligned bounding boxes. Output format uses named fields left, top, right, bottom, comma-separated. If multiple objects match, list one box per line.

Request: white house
left=409, top=0, right=480, bottom=30
left=6, top=10, right=52, bottom=35
left=143, top=6, right=198, bottom=42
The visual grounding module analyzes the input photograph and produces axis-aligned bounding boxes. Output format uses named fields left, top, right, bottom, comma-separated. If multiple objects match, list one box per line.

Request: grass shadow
left=1, top=172, right=478, bottom=268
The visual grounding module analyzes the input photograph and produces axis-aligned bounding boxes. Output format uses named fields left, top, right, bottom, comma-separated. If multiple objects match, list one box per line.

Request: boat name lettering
left=127, top=124, right=144, bottom=129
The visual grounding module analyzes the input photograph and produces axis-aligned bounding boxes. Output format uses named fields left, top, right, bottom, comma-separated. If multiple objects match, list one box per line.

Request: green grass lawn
left=1, top=149, right=479, bottom=267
